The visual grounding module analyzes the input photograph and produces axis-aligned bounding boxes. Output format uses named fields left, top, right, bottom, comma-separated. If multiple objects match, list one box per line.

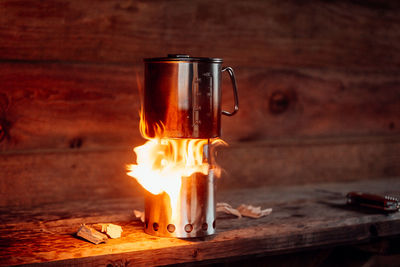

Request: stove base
left=144, top=171, right=216, bottom=238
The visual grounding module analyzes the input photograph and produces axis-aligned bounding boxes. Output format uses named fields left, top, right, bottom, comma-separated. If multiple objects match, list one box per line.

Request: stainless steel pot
left=143, top=54, right=239, bottom=139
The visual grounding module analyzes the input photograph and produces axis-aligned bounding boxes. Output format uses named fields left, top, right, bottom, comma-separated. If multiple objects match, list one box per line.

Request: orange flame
left=127, top=110, right=225, bottom=221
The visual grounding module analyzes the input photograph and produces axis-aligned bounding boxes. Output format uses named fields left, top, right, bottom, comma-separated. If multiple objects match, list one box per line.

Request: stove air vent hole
left=153, top=222, right=159, bottom=231
left=184, top=224, right=193, bottom=233
left=167, top=224, right=176, bottom=233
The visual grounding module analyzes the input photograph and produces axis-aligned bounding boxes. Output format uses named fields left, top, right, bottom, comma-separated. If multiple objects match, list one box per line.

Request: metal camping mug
left=142, top=55, right=239, bottom=238
left=143, top=54, right=239, bottom=139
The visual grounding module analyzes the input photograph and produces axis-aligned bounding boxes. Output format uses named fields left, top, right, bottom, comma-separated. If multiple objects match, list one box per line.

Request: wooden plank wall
left=0, top=0, right=399, bottom=207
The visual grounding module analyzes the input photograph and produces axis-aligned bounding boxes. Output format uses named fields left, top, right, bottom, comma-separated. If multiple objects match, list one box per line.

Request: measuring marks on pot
left=192, top=66, right=213, bottom=137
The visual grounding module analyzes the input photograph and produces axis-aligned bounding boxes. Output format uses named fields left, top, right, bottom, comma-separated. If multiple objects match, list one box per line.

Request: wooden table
left=1, top=178, right=399, bottom=266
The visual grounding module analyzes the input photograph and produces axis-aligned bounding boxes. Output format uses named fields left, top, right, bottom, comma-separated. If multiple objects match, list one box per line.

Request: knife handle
left=346, top=191, right=399, bottom=212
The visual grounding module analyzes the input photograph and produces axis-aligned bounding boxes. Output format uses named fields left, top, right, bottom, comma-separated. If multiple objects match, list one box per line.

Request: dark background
left=0, top=0, right=399, bottom=208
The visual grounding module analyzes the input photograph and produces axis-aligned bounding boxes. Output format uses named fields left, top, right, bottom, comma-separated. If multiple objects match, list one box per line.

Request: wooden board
left=0, top=62, right=399, bottom=152
left=0, top=1, right=399, bottom=71
left=216, top=135, right=400, bottom=189
left=0, top=150, right=142, bottom=207
left=0, top=62, right=142, bottom=152
left=1, top=135, right=400, bottom=209
left=1, top=178, right=400, bottom=266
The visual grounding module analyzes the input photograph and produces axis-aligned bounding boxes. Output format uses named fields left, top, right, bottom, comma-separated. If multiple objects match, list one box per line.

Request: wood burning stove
left=128, top=54, right=239, bottom=238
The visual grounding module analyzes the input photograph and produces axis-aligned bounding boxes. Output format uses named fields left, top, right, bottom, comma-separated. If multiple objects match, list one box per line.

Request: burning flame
left=127, top=111, right=225, bottom=221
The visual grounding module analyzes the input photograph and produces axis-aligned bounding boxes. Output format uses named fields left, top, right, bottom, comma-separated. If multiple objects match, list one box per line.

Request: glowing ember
left=127, top=112, right=225, bottom=221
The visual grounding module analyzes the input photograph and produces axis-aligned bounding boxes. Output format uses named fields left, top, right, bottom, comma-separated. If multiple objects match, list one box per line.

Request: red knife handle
left=346, top=191, right=399, bottom=212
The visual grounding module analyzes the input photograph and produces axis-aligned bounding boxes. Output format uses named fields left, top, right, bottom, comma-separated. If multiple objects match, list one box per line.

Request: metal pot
left=143, top=54, right=239, bottom=139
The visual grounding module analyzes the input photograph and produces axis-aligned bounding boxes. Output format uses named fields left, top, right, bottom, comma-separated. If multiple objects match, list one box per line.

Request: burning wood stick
left=76, top=224, right=108, bottom=244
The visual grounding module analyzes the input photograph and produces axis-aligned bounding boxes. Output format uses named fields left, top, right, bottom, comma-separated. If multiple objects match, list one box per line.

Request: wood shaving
left=237, top=204, right=273, bottom=218
left=134, top=210, right=145, bottom=223
left=216, top=202, right=242, bottom=218
left=217, top=202, right=272, bottom=219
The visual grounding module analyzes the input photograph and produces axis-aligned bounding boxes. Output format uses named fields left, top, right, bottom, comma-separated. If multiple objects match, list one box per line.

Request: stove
left=128, top=54, right=239, bottom=238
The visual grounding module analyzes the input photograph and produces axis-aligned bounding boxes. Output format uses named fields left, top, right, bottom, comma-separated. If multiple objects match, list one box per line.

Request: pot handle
left=222, top=67, right=239, bottom=116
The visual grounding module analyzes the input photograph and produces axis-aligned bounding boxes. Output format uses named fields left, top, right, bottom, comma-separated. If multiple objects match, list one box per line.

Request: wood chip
left=76, top=224, right=108, bottom=244
left=237, top=204, right=273, bottom=218
left=94, top=223, right=123, bottom=239
left=217, top=202, right=242, bottom=218
left=217, top=202, right=273, bottom=219
left=134, top=210, right=145, bottom=223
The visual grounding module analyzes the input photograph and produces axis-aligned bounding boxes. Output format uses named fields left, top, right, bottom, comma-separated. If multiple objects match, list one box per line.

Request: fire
left=127, top=112, right=225, bottom=221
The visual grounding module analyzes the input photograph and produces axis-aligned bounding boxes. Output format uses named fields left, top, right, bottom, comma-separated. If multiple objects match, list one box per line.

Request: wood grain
left=1, top=136, right=399, bottom=207
left=1, top=178, right=400, bottom=266
left=216, top=135, right=400, bottom=190
left=0, top=62, right=142, bottom=152
left=0, top=0, right=399, bottom=70
left=222, top=67, right=400, bottom=143
left=0, top=62, right=399, bottom=152
left=0, top=149, right=142, bottom=207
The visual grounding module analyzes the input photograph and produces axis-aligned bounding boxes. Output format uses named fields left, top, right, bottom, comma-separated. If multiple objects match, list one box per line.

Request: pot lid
left=144, top=54, right=223, bottom=63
